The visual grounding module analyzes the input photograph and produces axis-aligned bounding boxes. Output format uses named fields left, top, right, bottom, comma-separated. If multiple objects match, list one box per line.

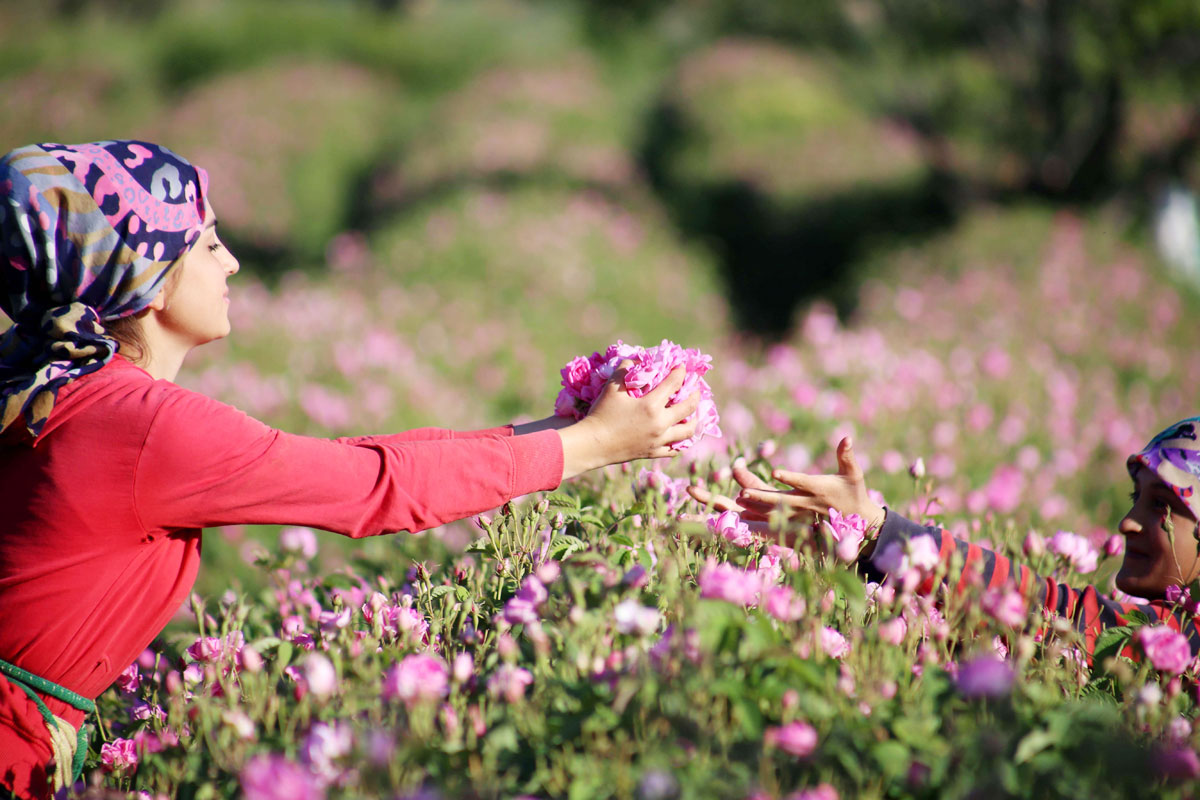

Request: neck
left=135, top=320, right=193, bottom=382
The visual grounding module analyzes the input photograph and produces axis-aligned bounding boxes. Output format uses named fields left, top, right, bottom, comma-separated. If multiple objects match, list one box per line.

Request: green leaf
left=1014, top=729, right=1057, bottom=763
left=545, top=493, right=581, bottom=509
left=609, top=533, right=636, bottom=548
left=429, top=585, right=456, bottom=600
left=830, top=569, right=866, bottom=615
left=550, top=534, right=589, bottom=559
left=465, top=537, right=495, bottom=555
left=1124, top=609, right=1152, bottom=627
left=872, top=740, right=911, bottom=779
left=275, top=641, right=294, bottom=669
left=1092, top=625, right=1133, bottom=667
left=455, top=585, right=473, bottom=603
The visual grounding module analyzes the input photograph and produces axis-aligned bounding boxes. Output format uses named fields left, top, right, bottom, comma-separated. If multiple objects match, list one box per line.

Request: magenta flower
left=981, top=587, right=1027, bottom=628
left=240, top=754, right=324, bottom=800
left=488, top=664, right=534, bottom=703
left=955, top=655, right=1014, bottom=698
left=299, top=653, right=338, bottom=700
left=698, top=558, right=764, bottom=607
left=554, top=340, right=722, bottom=449
left=764, top=721, right=818, bottom=757
left=786, top=784, right=839, bottom=800
left=280, top=526, right=319, bottom=559
left=819, top=627, right=850, bottom=659
left=1047, top=530, right=1098, bottom=574
left=382, top=653, right=450, bottom=707
left=115, top=663, right=140, bottom=694
left=824, top=508, right=868, bottom=563
left=764, top=586, right=806, bottom=622
left=100, top=738, right=138, bottom=773
left=614, top=598, right=662, bottom=636
left=708, top=510, right=754, bottom=548
left=1155, top=745, right=1200, bottom=781
left=1137, top=626, right=1192, bottom=675
left=877, top=617, right=907, bottom=646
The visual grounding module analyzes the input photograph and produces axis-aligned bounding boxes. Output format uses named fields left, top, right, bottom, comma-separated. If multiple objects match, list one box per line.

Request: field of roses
left=7, top=2, right=1200, bottom=799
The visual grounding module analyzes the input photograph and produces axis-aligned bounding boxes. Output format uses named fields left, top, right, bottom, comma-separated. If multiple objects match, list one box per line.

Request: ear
left=145, top=287, right=168, bottom=312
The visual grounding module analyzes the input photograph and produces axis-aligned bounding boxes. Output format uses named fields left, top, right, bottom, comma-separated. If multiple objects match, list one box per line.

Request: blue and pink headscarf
left=1128, top=417, right=1200, bottom=521
left=0, top=140, right=208, bottom=439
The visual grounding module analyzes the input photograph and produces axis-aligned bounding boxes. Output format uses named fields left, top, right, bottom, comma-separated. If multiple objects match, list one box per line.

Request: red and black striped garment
left=866, top=512, right=1200, bottom=661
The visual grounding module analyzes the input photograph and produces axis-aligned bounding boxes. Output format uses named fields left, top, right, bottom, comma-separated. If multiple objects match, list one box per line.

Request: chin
left=1115, top=569, right=1165, bottom=600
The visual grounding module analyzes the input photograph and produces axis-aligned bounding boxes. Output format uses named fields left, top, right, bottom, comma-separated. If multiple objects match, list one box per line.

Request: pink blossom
left=1104, top=535, right=1125, bottom=557
left=280, top=527, right=319, bottom=559
left=708, top=510, right=754, bottom=547
left=300, top=653, right=338, bottom=700
left=877, top=617, right=907, bottom=646
left=116, top=663, right=140, bottom=693
left=824, top=508, right=868, bottom=563
left=1137, top=626, right=1192, bottom=675
left=786, top=784, right=838, bottom=800
left=554, top=340, right=722, bottom=449
left=453, top=652, right=474, bottom=683
left=820, top=627, right=850, bottom=659
left=764, top=720, right=818, bottom=757
left=1048, top=530, right=1098, bottom=574
left=302, top=722, right=354, bottom=786
left=1023, top=531, right=1045, bottom=558
left=981, top=587, right=1027, bottom=628
left=488, top=664, right=534, bottom=703
left=764, top=586, right=806, bottom=622
left=614, top=598, right=661, bottom=635
left=382, top=654, right=450, bottom=707
left=698, top=559, right=764, bottom=607
left=241, top=754, right=324, bottom=800
left=100, top=738, right=138, bottom=773
left=955, top=655, right=1014, bottom=698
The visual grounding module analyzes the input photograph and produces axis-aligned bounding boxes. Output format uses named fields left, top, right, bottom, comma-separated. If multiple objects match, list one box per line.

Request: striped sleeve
left=865, top=511, right=1200, bottom=660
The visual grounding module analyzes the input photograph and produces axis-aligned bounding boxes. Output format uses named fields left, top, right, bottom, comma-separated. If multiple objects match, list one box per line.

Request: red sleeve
left=336, top=424, right=515, bottom=446
left=134, top=387, right=561, bottom=538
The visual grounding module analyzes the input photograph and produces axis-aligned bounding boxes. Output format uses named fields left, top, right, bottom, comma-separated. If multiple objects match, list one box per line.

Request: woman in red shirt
left=0, top=141, right=698, bottom=798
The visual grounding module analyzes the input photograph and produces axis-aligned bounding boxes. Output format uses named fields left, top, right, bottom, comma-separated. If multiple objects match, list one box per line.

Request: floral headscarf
left=0, top=140, right=208, bottom=439
left=1127, top=417, right=1200, bottom=520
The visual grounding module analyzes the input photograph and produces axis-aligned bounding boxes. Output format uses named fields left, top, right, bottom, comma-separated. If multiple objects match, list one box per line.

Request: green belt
left=0, top=658, right=95, bottom=783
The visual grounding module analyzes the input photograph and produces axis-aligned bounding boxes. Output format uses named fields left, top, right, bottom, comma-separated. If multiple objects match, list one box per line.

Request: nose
left=222, top=248, right=240, bottom=276
left=1118, top=510, right=1140, bottom=537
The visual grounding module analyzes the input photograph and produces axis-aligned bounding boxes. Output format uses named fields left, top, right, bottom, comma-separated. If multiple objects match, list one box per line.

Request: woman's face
left=157, top=200, right=239, bottom=347
left=1116, top=466, right=1200, bottom=599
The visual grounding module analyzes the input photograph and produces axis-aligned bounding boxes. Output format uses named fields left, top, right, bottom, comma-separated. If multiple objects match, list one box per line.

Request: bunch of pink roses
left=554, top=339, right=722, bottom=450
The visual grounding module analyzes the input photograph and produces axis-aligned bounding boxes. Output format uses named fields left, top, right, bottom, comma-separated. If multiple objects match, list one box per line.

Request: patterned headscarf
left=1128, top=417, right=1200, bottom=521
left=0, top=140, right=208, bottom=439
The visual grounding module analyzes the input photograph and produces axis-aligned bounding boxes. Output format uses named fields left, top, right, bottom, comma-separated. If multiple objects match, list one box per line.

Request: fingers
left=836, top=436, right=863, bottom=480
left=737, top=488, right=822, bottom=514
left=686, top=484, right=744, bottom=513
left=732, top=463, right=772, bottom=491
left=647, top=365, right=687, bottom=403
left=772, top=468, right=816, bottom=490
left=668, top=391, right=700, bottom=423
left=662, top=416, right=698, bottom=445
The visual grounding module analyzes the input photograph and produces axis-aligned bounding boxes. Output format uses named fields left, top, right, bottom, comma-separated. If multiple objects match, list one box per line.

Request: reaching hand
left=733, top=437, right=885, bottom=531
left=557, top=363, right=699, bottom=481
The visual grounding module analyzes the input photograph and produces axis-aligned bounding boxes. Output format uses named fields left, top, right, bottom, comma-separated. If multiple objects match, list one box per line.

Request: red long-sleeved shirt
left=868, top=512, right=1200, bottom=661
left=0, top=355, right=563, bottom=797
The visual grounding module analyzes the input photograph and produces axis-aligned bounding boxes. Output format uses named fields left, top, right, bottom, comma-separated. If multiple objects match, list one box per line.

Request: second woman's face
left=160, top=200, right=239, bottom=347
left=1116, top=466, right=1200, bottom=599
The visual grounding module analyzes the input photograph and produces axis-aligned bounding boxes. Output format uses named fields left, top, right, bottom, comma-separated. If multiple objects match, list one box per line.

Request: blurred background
left=6, top=0, right=1200, bottom=593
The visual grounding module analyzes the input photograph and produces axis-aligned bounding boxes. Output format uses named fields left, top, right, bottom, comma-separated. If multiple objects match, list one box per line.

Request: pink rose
left=698, top=559, right=764, bottom=607
left=100, top=738, right=138, bottom=773
left=382, top=653, right=449, bottom=707
left=487, top=664, right=533, bottom=703
left=708, top=510, right=754, bottom=547
left=764, top=721, right=818, bottom=757
left=1137, top=626, right=1192, bottom=675
left=764, top=586, right=806, bottom=622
